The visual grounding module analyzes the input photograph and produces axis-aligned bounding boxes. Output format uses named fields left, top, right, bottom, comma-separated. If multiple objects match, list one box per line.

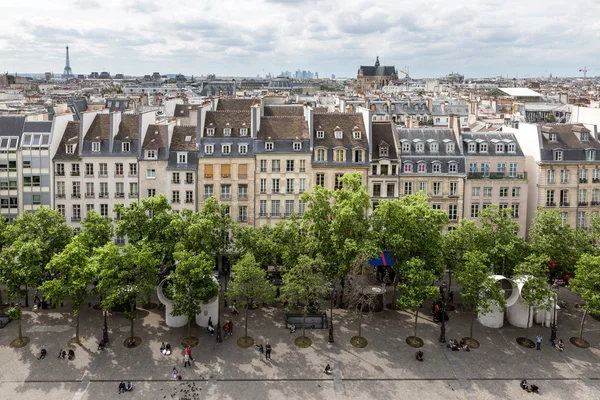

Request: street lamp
left=216, top=275, right=223, bottom=343
left=550, top=285, right=559, bottom=341
left=328, top=283, right=335, bottom=343
left=439, top=282, right=447, bottom=343
left=103, top=310, right=109, bottom=343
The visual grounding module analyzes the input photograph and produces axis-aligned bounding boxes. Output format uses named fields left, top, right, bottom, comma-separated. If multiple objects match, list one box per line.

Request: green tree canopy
left=570, top=254, right=600, bottom=344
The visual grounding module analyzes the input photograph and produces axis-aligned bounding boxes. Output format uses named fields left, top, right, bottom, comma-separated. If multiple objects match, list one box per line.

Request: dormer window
left=415, top=142, right=424, bottom=152
left=240, top=128, right=248, bottom=136
left=403, top=163, right=413, bottom=173
left=239, top=144, right=248, bottom=154
left=402, top=142, right=411, bottom=152
left=549, top=133, right=557, bottom=142
left=554, top=150, right=563, bottom=161
left=496, top=144, right=504, bottom=153
left=446, top=143, right=455, bottom=153
left=479, top=143, right=488, bottom=152
left=468, top=143, right=476, bottom=153
left=418, top=163, right=426, bottom=173
left=379, top=146, right=389, bottom=157
left=206, top=128, right=215, bottom=136
left=92, top=142, right=100, bottom=152
left=222, top=144, right=231, bottom=155
left=122, top=142, right=130, bottom=152
left=508, top=143, right=516, bottom=153
left=205, top=144, right=214, bottom=155
left=223, top=128, right=232, bottom=136
left=178, top=152, right=187, bottom=164
left=66, top=144, right=74, bottom=154
left=448, top=162, right=458, bottom=173
left=146, top=150, right=157, bottom=159
left=581, top=132, right=589, bottom=141
left=317, top=130, right=324, bottom=139
left=352, top=131, right=361, bottom=139
left=266, top=142, right=274, bottom=151
left=293, top=142, right=302, bottom=151
left=432, top=163, right=441, bottom=173
left=334, top=130, right=343, bottom=139
left=430, top=142, right=439, bottom=152
left=587, top=150, right=596, bottom=161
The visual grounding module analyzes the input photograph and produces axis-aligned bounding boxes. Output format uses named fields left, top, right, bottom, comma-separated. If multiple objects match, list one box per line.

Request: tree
left=233, top=225, right=278, bottom=268
left=226, top=253, right=276, bottom=346
left=442, top=219, right=485, bottom=290
left=569, top=254, right=600, bottom=346
left=373, top=193, right=448, bottom=308
left=514, top=254, right=554, bottom=344
left=455, top=250, right=506, bottom=341
left=168, top=250, right=219, bottom=344
left=6, top=306, right=24, bottom=344
left=280, top=254, right=329, bottom=347
left=397, top=258, right=439, bottom=347
left=94, top=243, right=160, bottom=342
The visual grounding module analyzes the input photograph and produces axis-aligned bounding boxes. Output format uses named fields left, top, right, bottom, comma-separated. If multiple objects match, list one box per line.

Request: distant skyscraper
left=62, top=45, right=74, bottom=78
left=331, top=74, right=336, bottom=79
left=315, top=72, right=319, bottom=79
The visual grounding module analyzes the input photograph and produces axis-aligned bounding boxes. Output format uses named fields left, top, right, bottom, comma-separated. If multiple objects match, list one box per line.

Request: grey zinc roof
left=0, top=116, right=25, bottom=137
left=167, top=151, right=198, bottom=171
left=372, top=122, right=398, bottom=160
left=359, top=65, right=396, bottom=77
left=23, top=121, right=52, bottom=133
left=539, top=124, right=600, bottom=162
left=462, top=132, right=524, bottom=157
left=396, top=128, right=466, bottom=174
left=313, top=113, right=367, bottom=148
left=54, top=121, right=80, bottom=160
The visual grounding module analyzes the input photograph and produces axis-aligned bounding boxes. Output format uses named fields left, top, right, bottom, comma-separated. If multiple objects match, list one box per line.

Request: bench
left=285, top=313, right=328, bottom=329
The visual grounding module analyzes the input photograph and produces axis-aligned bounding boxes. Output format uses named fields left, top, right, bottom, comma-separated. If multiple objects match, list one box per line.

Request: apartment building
left=168, top=126, right=198, bottom=212
left=198, top=102, right=255, bottom=225
left=0, top=116, right=23, bottom=221
left=369, top=121, right=401, bottom=208
left=396, top=125, right=466, bottom=227
left=312, top=111, right=370, bottom=192
left=139, top=123, right=169, bottom=204
left=19, top=120, right=53, bottom=213
left=462, top=132, right=529, bottom=237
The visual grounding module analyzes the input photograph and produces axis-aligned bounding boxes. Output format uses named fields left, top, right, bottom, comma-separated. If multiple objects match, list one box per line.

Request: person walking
left=536, top=335, right=543, bottom=350
left=265, top=342, right=272, bottom=361
left=184, top=353, right=191, bottom=368
left=186, top=345, right=195, bottom=362
left=257, top=344, right=264, bottom=361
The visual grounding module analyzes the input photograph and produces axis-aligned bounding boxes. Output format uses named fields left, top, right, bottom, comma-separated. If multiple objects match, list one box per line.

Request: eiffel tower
left=62, top=45, right=74, bottom=78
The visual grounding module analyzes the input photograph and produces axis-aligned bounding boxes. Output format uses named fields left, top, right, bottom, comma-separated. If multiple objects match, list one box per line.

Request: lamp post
left=328, top=284, right=335, bottom=343
left=550, top=285, right=559, bottom=342
left=439, top=282, right=447, bottom=343
left=103, top=310, right=109, bottom=343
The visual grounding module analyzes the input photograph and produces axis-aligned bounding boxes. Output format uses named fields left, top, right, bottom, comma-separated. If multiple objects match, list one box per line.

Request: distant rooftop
left=498, top=88, right=542, bottom=97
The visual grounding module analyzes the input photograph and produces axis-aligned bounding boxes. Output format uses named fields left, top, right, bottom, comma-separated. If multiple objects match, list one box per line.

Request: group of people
left=126, top=337, right=136, bottom=348
left=432, top=300, right=450, bottom=323
left=56, top=349, right=75, bottom=360
left=223, top=320, right=234, bottom=338
left=256, top=343, right=272, bottom=361
left=551, top=339, right=565, bottom=351
left=172, top=367, right=182, bottom=380
left=448, top=339, right=470, bottom=352
left=118, top=381, right=133, bottom=394
left=160, top=343, right=172, bottom=355
left=520, top=379, right=539, bottom=393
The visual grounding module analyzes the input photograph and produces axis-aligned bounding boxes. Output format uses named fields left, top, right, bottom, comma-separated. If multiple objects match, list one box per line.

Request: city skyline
left=1, top=0, right=599, bottom=79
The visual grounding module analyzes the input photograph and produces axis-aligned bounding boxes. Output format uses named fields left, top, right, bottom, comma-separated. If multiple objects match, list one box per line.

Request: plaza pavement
left=1, top=286, right=600, bottom=400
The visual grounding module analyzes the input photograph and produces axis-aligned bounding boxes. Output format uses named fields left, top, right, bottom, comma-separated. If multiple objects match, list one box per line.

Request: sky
left=1, top=0, right=599, bottom=79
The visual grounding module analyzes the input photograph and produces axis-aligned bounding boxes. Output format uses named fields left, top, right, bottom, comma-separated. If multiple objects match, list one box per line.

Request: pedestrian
left=228, top=320, right=233, bottom=334
left=324, top=364, right=332, bottom=374
left=38, top=349, right=46, bottom=360
left=265, top=342, right=272, bottom=361
left=536, top=335, right=543, bottom=350
left=184, top=353, right=191, bottom=368
left=186, top=345, right=194, bottom=362
left=257, top=344, right=264, bottom=361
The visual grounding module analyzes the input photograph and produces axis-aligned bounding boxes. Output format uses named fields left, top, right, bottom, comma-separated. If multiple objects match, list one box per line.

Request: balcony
left=204, top=194, right=214, bottom=200
left=71, top=171, right=80, bottom=176
left=171, top=199, right=180, bottom=204
left=98, top=173, right=108, bottom=178
left=99, top=193, right=109, bottom=199
left=85, top=192, right=95, bottom=198
left=546, top=202, right=556, bottom=207
left=185, top=199, right=193, bottom=204
left=238, top=217, right=248, bottom=222
left=115, top=193, right=125, bottom=198
left=56, top=193, right=66, bottom=199
left=71, top=194, right=81, bottom=199
left=221, top=174, right=231, bottom=178
left=85, top=173, right=94, bottom=178
left=448, top=194, right=459, bottom=198
left=594, top=178, right=600, bottom=183
left=204, top=174, right=213, bottom=179
left=128, top=172, right=138, bottom=177
left=259, top=213, right=268, bottom=218
left=592, top=201, right=600, bottom=206
left=579, top=201, right=589, bottom=206
left=467, top=172, right=527, bottom=180
left=580, top=178, right=588, bottom=184
left=238, top=194, right=248, bottom=201
left=71, top=217, right=81, bottom=222
left=55, top=171, right=65, bottom=176
left=220, top=194, right=232, bottom=200
left=172, top=180, right=181, bottom=184
left=238, top=174, right=247, bottom=179
left=185, top=180, right=194, bottom=184
left=559, top=201, right=570, bottom=207
left=129, top=192, right=138, bottom=198
left=114, top=173, right=124, bottom=178
left=270, top=213, right=282, bottom=218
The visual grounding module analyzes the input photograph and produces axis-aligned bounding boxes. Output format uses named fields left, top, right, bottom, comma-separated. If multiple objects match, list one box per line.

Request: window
left=404, top=163, right=413, bottom=173
left=402, top=142, right=411, bottom=152
left=299, top=160, right=306, bottom=172
left=430, top=142, right=439, bottom=152
left=334, top=174, right=344, bottom=190
left=594, top=189, right=600, bottom=204
left=286, top=178, right=294, bottom=193
left=238, top=185, right=248, bottom=199
left=496, top=143, right=504, bottom=153
left=286, top=160, right=295, bottom=172
left=55, top=163, right=65, bottom=176
left=299, top=200, right=306, bottom=216
left=115, top=163, right=123, bottom=176
left=299, top=178, right=306, bottom=193
left=23, top=160, right=31, bottom=169
left=512, top=187, right=520, bottom=197
left=546, top=189, right=555, bottom=206
left=129, top=163, right=137, bottom=177
left=579, top=189, right=587, bottom=204
left=240, top=128, right=248, bottom=136
left=259, top=200, right=267, bottom=217
left=471, top=204, right=480, bottom=218
left=66, top=144, right=74, bottom=154
left=386, top=183, right=395, bottom=197
left=92, top=142, right=100, bottom=152
left=122, top=142, right=130, bottom=152
left=223, top=128, right=232, bottom=136
left=206, top=128, right=215, bottom=136
left=446, top=143, right=455, bottom=153
left=419, top=181, right=427, bottom=194
left=272, top=178, right=280, bottom=193
left=238, top=206, right=248, bottom=221
left=317, top=149, right=326, bottom=161
left=373, top=184, right=381, bottom=197
left=271, top=200, right=281, bottom=217
left=418, top=163, right=426, bottom=173
left=57, top=204, right=65, bottom=217
left=239, top=144, right=248, bottom=155
left=317, top=130, right=324, bottom=139
left=178, top=153, right=187, bottom=164
left=23, top=176, right=40, bottom=187
left=500, top=187, right=508, bottom=197
left=56, top=182, right=66, bottom=197
left=285, top=200, right=294, bottom=217
left=379, top=146, right=389, bottom=157
left=293, top=142, right=302, bottom=151
left=508, top=143, right=516, bottom=153
left=580, top=169, right=588, bottom=182
left=204, top=185, right=214, bottom=199
left=100, top=204, right=109, bottom=217
left=72, top=205, right=81, bottom=221
left=260, top=178, right=267, bottom=193
left=99, top=163, right=108, bottom=176
left=146, top=169, right=155, bottom=178
left=220, top=184, right=232, bottom=200
left=205, top=144, right=214, bottom=155
left=433, top=182, right=441, bottom=196
left=222, top=144, right=231, bottom=155
left=581, top=132, right=589, bottom=141
left=172, top=172, right=180, bottom=184
left=560, top=169, right=568, bottom=184
left=334, top=149, right=345, bottom=162
left=316, top=173, right=325, bottom=186
left=480, top=163, right=490, bottom=177
left=129, top=182, right=138, bottom=196
left=334, top=130, right=343, bottom=139
left=577, top=212, right=586, bottom=229
left=484, top=187, right=492, bottom=197
left=594, top=169, right=600, bottom=182
left=260, top=160, right=267, bottom=172
left=449, top=163, right=457, bottom=173
left=512, top=204, right=520, bottom=218
left=554, top=151, right=563, bottom=161
left=415, top=142, right=424, bottom=152
left=448, top=204, right=458, bottom=221
left=561, top=212, right=567, bottom=226
left=272, top=160, right=280, bottom=172
left=468, top=143, right=476, bottom=153
left=71, top=163, right=80, bottom=176
left=266, top=142, right=274, bottom=151
left=147, top=189, right=156, bottom=197
left=238, top=164, right=248, bottom=179
left=100, top=182, right=108, bottom=197
left=450, top=182, right=458, bottom=196
left=469, top=163, right=478, bottom=173
left=353, top=149, right=363, bottom=163
left=587, top=150, right=596, bottom=161
left=72, top=182, right=80, bottom=197
left=479, top=143, right=488, bottom=152
left=404, top=181, right=413, bottom=195
left=221, top=164, right=231, bottom=178
left=497, top=163, right=506, bottom=174
left=472, top=187, right=480, bottom=197
left=85, top=182, right=94, bottom=196
left=205, top=164, right=214, bottom=178
left=146, top=150, right=157, bottom=159
left=509, top=163, right=517, bottom=177
left=432, top=204, right=441, bottom=210
left=172, top=191, right=180, bottom=203
left=432, top=163, right=441, bottom=173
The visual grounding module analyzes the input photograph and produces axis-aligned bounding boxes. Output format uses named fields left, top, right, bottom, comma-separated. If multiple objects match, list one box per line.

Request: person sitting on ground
left=556, top=339, right=564, bottom=351
left=324, top=364, right=332, bottom=375
left=38, top=349, right=46, bottom=360
left=118, top=381, right=126, bottom=394
left=172, top=367, right=180, bottom=380
left=289, top=323, right=296, bottom=334
left=223, top=322, right=230, bottom=338
left=160, top=342, right=165, bottom=352
left=58, top=349, right=66, bottom=359
left=125, top=381, right=133, bottom=392
left=207, top=317, right=214, bottom=335
left=163, top=343, right=171, bottom=355
left=530, top=384, right=539, bottom=393
left=415, top=351, right=424, bottom=361
left=127, top=337, right=136, bottom=348
left=68, top=349, right=75, bottom=360
left=231, top=301, right=239, bottom=315
left=520, top=379, right=529, bottom=390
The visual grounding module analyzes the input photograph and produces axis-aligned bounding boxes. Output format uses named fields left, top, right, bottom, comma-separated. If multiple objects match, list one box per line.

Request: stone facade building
left=356, top=57, right=398, bottom=92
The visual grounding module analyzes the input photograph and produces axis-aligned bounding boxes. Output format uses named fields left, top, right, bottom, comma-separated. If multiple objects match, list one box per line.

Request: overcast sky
left=1, top=0, right=599, bottom=79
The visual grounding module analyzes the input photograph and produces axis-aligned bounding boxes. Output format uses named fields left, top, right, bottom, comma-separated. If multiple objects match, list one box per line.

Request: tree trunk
left=470, top=312, right=475, bottom=339
left=17, top=312, right=22, bottom=341
left=525, top=306, right=531, bottom=340
left=187, top=319, right=191, bottom=340
left=390, top=272, right=399, bottom=309
left=448, top=270, right=452, bottom=293
left=413, top=308, right=418, bottom=338
left=302, top=311, right=306, bottom=339
left=358, top=302, right=362, bottom=338
left=579, top=309, right=588, bottom=341
left=245, top=303, right=249, bottom=338
left=24, top=284, right=29, bottom=308
left=75, top=309, right=80, bottom=343
left=130, top=301, right=135, bottom=339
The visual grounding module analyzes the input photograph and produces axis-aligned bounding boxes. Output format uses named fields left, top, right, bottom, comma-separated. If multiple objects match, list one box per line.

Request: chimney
left=441, top=102, right=446, bottom=115
left=426, top=98, right=433, bottom=113
left=251, top=102, right=261, bottom=138
left=109, top=111, right=121, bottom=154
left=197, top=102, right=211, bottom=143
left=406, top=116, right=413, bottom=128
left=364, top=98, right=370, bottom=112
left=448, top=114, right=461, bottom=146
left=358, top=106, right=373, bottom=160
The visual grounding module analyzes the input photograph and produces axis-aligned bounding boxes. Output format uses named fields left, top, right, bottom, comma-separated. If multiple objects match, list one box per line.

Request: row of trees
left=1, top=171, right=600, bottom=349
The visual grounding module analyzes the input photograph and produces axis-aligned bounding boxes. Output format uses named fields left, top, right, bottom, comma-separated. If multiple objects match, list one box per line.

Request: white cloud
left=0, top=0, right=598, bottom=78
